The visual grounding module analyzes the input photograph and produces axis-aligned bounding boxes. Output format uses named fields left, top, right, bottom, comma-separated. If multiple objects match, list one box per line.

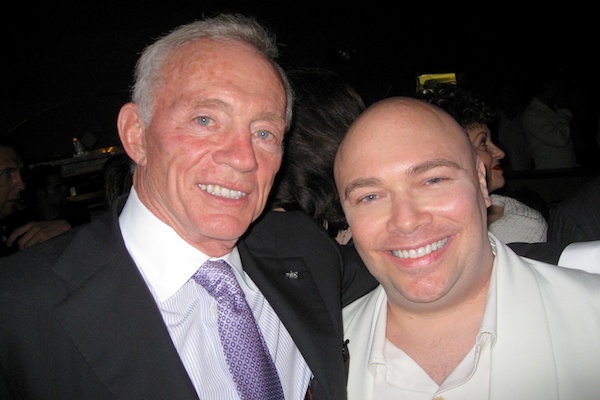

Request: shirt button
left=210, top=303, right=218, bottom=316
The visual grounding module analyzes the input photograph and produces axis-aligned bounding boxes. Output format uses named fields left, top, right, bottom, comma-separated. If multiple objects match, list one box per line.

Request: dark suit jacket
left=0, top=195, right=377, bottom=400
left=507, top=241, right=569, bottom=265
left=547, top=175, right=600, bottom=243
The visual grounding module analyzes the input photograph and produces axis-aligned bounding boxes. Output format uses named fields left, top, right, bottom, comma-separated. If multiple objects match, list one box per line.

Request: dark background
left=2, top=2, right=596, bottom=164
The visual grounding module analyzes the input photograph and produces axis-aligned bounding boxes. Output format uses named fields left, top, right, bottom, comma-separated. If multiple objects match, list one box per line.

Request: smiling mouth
left=391, top=237, right=448, bottom=259
left=199, top=184, right=246, bottom=200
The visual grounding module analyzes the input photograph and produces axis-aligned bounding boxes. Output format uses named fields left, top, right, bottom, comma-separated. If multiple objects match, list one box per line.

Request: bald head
left=335, top=97, right=480, bottom=202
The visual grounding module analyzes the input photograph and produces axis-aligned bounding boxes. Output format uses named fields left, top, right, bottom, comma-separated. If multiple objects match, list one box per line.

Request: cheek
left=258, top=153, right=283, bottom=185
left=481, top=154, right=493, bottom=171
left=346, top=211, right=380, bottom=245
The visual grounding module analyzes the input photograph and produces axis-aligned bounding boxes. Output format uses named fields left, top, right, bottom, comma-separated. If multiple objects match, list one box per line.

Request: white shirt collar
left=118, top=186, right=243, bottom=301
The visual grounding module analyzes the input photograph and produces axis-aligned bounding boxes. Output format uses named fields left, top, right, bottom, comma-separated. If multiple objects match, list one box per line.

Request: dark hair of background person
left=268, top=66, right=366, bottom=239
left=418, top=82, right=496, bottom=132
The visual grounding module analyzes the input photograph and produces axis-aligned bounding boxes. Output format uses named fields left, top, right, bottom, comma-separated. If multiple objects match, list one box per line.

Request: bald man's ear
left=117, top=103, right=147, bottom=166
left=476, top=156, right=492, bottom=208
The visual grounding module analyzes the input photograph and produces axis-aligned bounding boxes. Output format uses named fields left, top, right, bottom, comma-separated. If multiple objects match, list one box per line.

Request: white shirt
left=119, top=187, right=311, bottom=399
left=365, top=272, right=497, bottom=399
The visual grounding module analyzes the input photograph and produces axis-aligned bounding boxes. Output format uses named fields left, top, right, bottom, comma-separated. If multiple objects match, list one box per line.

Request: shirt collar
left=118, top=187, right=243, bottom=301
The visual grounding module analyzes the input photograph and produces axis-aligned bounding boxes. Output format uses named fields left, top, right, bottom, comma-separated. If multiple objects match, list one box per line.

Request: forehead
left=166, top=39, right=283, bottom=90
left=0, top=147, right=21, bottom=168
left=158, top=39, right=287, bottom=120
left=334, top=100, right=478, bottom=192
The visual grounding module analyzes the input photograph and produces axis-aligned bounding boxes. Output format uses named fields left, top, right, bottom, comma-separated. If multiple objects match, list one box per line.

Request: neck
left=385, top=273, right=491, bottom=384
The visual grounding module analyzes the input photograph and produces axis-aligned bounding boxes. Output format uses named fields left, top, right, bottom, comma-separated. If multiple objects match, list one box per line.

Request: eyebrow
left=192, top=98, right=232, bottom=112
left=408, top=159, right=463, bottom=175
left=342, top=158, right=463, bottom=200
left=343, top=177, right=382, bottom=200
left=0, top=166, right=18, bottom=173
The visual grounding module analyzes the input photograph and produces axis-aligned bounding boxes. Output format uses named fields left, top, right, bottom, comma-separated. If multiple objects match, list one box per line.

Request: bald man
left=335, top=97, right=600, bottom=399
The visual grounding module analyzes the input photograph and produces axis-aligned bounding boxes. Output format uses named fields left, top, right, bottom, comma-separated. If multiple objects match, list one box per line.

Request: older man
left=1, top=14, right=375, bottom=400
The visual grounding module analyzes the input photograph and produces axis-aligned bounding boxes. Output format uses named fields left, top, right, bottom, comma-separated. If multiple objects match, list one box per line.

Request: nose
left=490, top=141, right=505, bottom=160
left=213, top=129, right=259, bottom=172
left=387, top=194, right=431, bottom=234
left=12, top=170, right=25, bottom=191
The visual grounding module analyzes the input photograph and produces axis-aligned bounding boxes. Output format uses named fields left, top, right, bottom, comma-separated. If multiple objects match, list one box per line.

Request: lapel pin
left=285, top=270, right=299, bottom=279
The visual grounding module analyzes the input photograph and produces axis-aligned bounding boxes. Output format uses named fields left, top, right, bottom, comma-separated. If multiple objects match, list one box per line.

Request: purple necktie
left=193, top=260, right=285, bottom=400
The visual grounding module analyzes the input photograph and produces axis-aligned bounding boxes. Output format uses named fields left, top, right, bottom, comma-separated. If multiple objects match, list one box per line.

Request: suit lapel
left=239, top=219, right=347, bottom=400
left=52, top=205, right=198, bottom=399
left=490, top=242, right=558, bottom=399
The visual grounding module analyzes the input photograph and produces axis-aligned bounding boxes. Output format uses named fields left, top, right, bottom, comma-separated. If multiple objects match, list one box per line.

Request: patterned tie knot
left=193, top=260, right=246, bottom=312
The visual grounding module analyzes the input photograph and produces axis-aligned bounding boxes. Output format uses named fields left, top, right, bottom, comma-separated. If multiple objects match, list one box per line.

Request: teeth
left=199, top=184, right=246, bottom=199
left=392, top=237, right=448, bottom=259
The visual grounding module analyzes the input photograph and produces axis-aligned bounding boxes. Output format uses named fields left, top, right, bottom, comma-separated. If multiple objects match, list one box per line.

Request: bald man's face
left=335, top=98, right=493, bottom=311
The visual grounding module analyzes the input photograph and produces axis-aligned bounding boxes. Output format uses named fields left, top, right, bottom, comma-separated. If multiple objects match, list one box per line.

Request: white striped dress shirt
left=119, top=187, right=311, bottom=399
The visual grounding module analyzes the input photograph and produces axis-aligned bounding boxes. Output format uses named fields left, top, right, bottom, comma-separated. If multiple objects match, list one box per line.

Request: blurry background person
left=0, top=141, right=87, bottom=256
left=418, top=83, right=548, bottom=243
left=269, top=66, right=365, bottom=244
left=0, top=140, right=26, bottom=256
left=521, top=69, right=578, bottom=170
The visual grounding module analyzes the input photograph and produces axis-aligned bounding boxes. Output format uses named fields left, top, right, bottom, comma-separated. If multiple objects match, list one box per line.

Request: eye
left=195, top=116, right=213, bottom=126
left=358, top=193, right=378, bottom=203
left=256, top=129, right=272, bottom=141
left=0, top=168, right=15, bottom=178
left=477, top=136, right=489, bottom=149
left=425, top=177, right=445, bottom=185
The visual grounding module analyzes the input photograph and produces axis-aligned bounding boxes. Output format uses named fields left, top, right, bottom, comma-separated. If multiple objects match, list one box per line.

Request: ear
left=476, top=155, right=492, bottom=208
left=117, top=103, right=147, bottom=166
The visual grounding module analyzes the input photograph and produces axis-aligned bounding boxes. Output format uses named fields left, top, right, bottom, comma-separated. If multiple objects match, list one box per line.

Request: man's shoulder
left=243, top=210, right=339, bottom=255
left=0, top=211, right=124, bottom=308
left=249, top=210, right=327, bottom=235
